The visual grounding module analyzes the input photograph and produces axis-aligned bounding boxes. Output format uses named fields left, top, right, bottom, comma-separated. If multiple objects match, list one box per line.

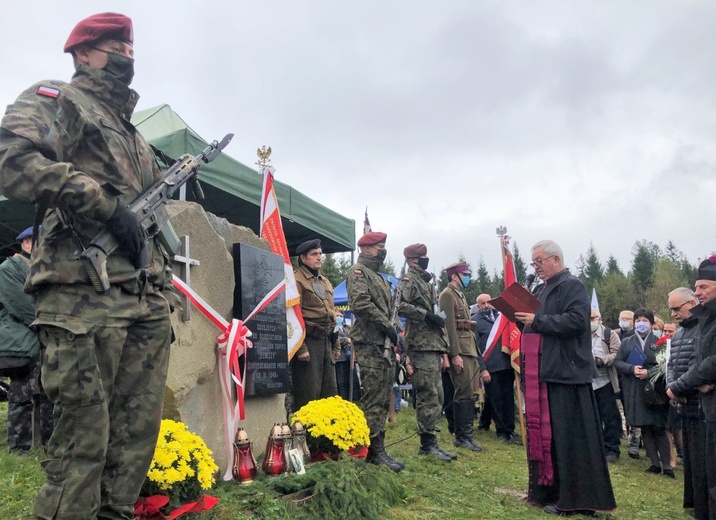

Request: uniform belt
left=305, top=321, right=331, bottom=339
left=456, top=319, right=476, bottom=331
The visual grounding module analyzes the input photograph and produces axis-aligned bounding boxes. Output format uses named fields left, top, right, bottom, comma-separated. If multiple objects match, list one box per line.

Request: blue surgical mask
left=461, top=276, right=471, bottom=288
left=652, top=330, right=662, bottom=339
left=619, top=320, right=630, bottom=330
left=634, top=321, right=651, bottom=335
left=336, top=316, right=344, bottom=326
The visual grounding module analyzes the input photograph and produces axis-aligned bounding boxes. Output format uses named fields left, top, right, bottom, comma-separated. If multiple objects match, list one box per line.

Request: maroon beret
left=357, top=231, right=387, bottom=247
left=403, top=243, right=427, bottom=258
left=697, top=254, right=716, bottom=282
left=445, top=261, right=471, bottom=278
left=64, top=12, right=134, bottom=53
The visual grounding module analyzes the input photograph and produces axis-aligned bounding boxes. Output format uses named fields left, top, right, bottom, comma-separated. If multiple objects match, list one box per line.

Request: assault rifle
left=81, top=134, right=234, bottom=293
left=383, top=260, right=407, bottom=362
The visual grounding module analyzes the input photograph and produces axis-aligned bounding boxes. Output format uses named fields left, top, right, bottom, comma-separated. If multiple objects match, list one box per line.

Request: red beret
left=445, top=261, right=471, bottom=278
left=357, top=231, right=387, bottom=247
left=403, top=243, right=427, bottom=258
left=64, top=12, right=134, bottom=53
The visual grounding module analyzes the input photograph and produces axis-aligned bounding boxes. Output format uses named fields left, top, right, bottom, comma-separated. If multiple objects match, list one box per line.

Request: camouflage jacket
left=346, top=254, right=392, bottom=346
left=439, top=284, right=480, bottom=360
left=398, top=265, right=447, bottom=353
left=0, top=65, right=170, bottom=293
left=0, top=254, right=40, bottom=359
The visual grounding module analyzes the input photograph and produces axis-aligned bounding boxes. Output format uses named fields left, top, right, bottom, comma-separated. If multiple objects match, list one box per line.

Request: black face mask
left=375, top=249, right=387, bottom=264
left=417, top=257, right=430, bottom=270
left=93, top=49, right=135, bottom=86
left=480, top=308, right=494, bottom=319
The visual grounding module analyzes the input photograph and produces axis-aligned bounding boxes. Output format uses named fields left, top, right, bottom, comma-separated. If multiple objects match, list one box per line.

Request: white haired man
left=666, top=287, right=707, bottom=519
left=515, top=240, right=615, bottom=515
left=668, top=259, right=716, bottom=519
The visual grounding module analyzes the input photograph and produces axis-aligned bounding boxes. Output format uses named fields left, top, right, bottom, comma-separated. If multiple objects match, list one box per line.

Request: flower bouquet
left=648, top=335, right=669, bottom=381
left=292, top=396, right=370, bottom=460
left=645, top=336, right=669, bottom=407
left=135, top=419, right=220, bottom=519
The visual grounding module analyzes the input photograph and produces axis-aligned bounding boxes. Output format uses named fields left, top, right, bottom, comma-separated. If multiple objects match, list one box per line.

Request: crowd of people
left=288, top=234, right=716, bottom=519
left=1, top=10, right=715, bottom=520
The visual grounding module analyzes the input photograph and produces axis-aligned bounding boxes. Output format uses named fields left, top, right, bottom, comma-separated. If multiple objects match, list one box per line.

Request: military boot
left=435, top=444, right=458, bottom=460
left=628, top=435, right=640, bottom=459
left=366, top=434, right=403, bottom=472
left=380, top=430, right=405, bottom=470
left=418, top=433, right=452, bottom=462
left=453, top=401, right=483, bottom=452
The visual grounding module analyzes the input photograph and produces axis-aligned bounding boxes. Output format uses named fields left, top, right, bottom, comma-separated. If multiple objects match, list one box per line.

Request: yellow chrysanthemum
left=143, top=419, right=219, bottom=503
left=292, top=396, right=370, bottom=453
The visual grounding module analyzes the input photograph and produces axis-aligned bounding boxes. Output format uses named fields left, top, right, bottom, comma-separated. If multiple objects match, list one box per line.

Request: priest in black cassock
left=515, top=240, right=616, bottom=516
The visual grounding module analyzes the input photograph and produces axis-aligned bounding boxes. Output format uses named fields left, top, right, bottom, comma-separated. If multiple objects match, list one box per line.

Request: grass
left=0, top=401, right=688, bottom=519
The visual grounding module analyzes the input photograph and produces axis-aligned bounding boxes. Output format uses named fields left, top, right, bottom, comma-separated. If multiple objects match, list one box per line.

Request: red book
left=488, top=282, right=541, bottom=323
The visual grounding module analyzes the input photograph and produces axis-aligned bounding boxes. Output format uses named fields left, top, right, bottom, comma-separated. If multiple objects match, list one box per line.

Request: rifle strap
left=31, top=204, right=47, bottom=250
left=150, top=145, right=177, bottom=168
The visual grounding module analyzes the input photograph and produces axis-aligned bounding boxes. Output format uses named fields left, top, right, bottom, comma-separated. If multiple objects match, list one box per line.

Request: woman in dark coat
left=614, top=308, right=672, bottom=477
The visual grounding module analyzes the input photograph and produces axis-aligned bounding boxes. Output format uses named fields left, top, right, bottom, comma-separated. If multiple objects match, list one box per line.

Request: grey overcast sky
left=2, top=1, right=715, bottom=279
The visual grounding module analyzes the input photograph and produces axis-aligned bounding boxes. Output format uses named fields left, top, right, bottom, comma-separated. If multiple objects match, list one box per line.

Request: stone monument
left=162, top=200, right=287, bottom=473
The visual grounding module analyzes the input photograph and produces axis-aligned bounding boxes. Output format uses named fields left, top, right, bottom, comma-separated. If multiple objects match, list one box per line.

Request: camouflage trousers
left=409, top=351, right=444, bottom=435
left=355, top=343, right=395, bottom=437
left=290, top=335, right=337, bottom=413
left=6, top=363, right=53, bottom=452
left=32, top=284, right=171, bottom=520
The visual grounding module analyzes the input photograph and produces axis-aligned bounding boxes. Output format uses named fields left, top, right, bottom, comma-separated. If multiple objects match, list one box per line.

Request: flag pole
left=497, top=226, right=527, bottom=446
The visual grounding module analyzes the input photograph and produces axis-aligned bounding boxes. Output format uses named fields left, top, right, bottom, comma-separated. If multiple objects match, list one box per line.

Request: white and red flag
left=484, top=235, right=522, bottom=373
left=260, top=167, right=306, bottom=360
left=363, top=207, right=372, bottom=235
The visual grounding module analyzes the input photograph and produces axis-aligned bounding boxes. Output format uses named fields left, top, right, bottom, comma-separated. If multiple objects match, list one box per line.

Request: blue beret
left=16, top=227, right=34, bottom=241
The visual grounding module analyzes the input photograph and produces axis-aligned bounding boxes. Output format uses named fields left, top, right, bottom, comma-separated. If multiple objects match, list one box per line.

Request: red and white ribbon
left=171, top=274, right=286, bottom=481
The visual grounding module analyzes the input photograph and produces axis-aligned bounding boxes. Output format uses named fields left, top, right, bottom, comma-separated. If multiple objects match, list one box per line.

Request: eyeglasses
left=530, top=255, right=555, bottom=268
left=668, top=301, right=689, bottom=313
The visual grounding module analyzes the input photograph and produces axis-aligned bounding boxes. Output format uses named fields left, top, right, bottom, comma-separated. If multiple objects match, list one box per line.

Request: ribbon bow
left=171, top=274, right=285, bottom=480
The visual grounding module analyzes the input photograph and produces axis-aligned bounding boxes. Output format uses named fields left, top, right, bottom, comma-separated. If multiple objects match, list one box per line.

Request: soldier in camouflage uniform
left=397, top=243, right=455, bottom=462
left=291, top=239, right=340, bottom=412
left=0, top=227, right=54, bottom=454
left=0, top=13, right=175, bottom=519
left=440, top=261, right=491, bottom=453
left=346, top=231, right=404, bottom=472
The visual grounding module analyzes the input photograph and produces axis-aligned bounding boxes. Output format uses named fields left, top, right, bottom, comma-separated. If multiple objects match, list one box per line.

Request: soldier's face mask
left=92, top=48, right=135, bottom=86
left=375, top=248, right=387, bottom=264
left=417, top=257, right=429, bottom=270
left=104, top=52, right=135, bottom=86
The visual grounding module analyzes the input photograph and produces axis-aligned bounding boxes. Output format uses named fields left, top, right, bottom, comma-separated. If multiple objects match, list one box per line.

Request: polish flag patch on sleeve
left=37, top=86, right=60, bottom=98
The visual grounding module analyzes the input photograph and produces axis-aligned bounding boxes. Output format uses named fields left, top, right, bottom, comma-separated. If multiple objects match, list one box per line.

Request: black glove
left=424, top=311, right=445, bottom=328
left=384, top=325, right=398, bottom=345
left=106, top=203, right=145, bottom=254
left=594, top=357, right=605, bottom=368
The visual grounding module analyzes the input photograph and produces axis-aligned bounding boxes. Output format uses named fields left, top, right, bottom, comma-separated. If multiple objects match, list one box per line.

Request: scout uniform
left=291, top=239, right=339, bottom=411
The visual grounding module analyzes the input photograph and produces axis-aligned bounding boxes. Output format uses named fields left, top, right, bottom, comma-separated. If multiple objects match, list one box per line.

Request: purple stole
left=522, top=332, right=554, bottom=486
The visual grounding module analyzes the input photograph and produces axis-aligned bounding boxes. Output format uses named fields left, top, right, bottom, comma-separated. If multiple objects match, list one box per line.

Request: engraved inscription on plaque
left=233, top=243, right=289, bottom=396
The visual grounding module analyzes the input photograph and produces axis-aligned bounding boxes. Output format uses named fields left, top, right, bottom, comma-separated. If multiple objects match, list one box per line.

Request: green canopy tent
left=0, top=104, right=355, bottom=257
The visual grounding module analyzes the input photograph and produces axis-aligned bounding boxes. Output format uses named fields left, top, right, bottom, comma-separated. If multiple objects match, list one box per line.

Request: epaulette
left=36, top=86, right=60, bottom=99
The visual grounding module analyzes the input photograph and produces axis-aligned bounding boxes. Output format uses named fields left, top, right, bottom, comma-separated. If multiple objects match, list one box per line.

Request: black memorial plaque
left=233, top=243, right=289, bottom=396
